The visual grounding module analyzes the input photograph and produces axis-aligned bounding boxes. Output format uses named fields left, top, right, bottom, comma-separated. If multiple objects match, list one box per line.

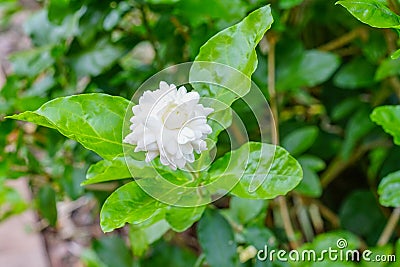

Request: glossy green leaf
left=197, top=209, right=238, bottom=267
left=7, top=94, right=130, bottom=160
left=370, top=105, right=400, bottom=145
left=83, top=157, right=131, bottom=185
left=333, top=58, right=376, bottom=89
left=282, top=126, right=319, bottom=156
left=209, top=142, right=303, bottom=199
left=336, top=0, right=400, bottom=28
left=276, top=50, right=340, bottom=91
left=37, top=185, right=57, bottom=226
left=100, top=182, right=163, bottom=232
left=375, top=57, right=400, bottom=81
left=165, top=205, right=206, bottom=232
left=190, top=5, right=273, bottom=107
left=378, top=170, right=400, bottom=207
left=69, top=38, right=125, bottom=77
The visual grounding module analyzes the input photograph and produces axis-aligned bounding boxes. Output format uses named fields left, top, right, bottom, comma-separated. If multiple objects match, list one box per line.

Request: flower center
left=162, top=104, right=189, bottom=129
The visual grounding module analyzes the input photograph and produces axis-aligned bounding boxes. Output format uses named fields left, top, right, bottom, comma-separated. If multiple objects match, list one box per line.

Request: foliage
left=1, top=0, right=400, bottom=266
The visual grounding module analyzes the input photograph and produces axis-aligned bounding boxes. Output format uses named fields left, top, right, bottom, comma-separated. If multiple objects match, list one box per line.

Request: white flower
left=124, top=81, right=214, bottom=170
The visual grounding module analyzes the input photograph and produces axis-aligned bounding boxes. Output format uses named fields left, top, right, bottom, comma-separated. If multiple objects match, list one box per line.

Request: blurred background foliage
left=1, top=0, right=400, bottom=266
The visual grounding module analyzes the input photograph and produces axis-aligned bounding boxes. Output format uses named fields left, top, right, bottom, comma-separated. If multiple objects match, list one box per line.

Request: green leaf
left=295, top=155, right=324, bottom=197
left=370, top=105, right=400, bottom=145
left=69, top=38, right=125, bottom=77
left=360, top=244, right=394, bottom=267
left=165, top=205, right=206, bottom=232
left=9, top=46, right=54, bottom=77
left=378, top=170, right=400, bottom=207
left=331, top=98, right=361, bottom=121
left=190, top=5, right=273, bottom=107
left=48, top=0, right=70, bottom=25
left=339, top=190, right=386, bottom=243
left=282, top=126, right=319, bottom=157
left=341, top=107, right=375, bottom=159
left=391, top=48, right=400, bottom=59
left=375, top=57, right=400, bottom=81
left=7, top=93, right=130, bottom=160
left=336, top=0, right=400, bottom=28
left=129, top=213, right=170, bottom=256
left=24, top=9, right=82, bottom=46
left=209, top=142, right=303, bottom=199
left=333, top=58, right=376, bottom=89
left=93, top=236, right=133, bottom=267
left=100, top=182, right=163, bottom=232
left=83, top=157, right=131, bottom=185
left=279, top=0, right=304, bottom=9
left=175, top=0, right=247, bottom=28
left=100, top=182, right=162, bottom=232
left=229, top=197, right=266, bottom=225
left=37, top=185, right=57, bottom=226
left=197, top=209, right=238, bottom=267
left=276, top=50, right=340, bottom=91
left=0, top=182, right=27, bottom=221
left=141, top=240, right=197, bottom=267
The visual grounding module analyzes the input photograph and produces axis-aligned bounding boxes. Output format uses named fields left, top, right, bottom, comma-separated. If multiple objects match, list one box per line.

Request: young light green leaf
left=378, top=170, right=400, bottom=207
left=165, top=205, right=206, bottom=232
left=391, top=48, right=400, bottom=59
left=209, top=142, right=303, bottom=199
left=336, top=0, right=400, bottom=28
left=282, top=126, right=319, bottom=156
left=190, top=5, right=273, bottom=106
left=370, top=105, right=400, bottom=145
left=100, top=182, right=163, bottom=232
left=197, top=209, right=238, bottom=267
left=7, top=93, right=130, bottom=160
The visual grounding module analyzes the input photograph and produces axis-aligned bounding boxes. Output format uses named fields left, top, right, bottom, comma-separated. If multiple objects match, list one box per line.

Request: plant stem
left=267, top=32, right=300, bottom=249
left=318, top=27, right=367, bottom=51
left=377, top=207, right=400, bottom=246
left=321, top=139, right=391, bottom=188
